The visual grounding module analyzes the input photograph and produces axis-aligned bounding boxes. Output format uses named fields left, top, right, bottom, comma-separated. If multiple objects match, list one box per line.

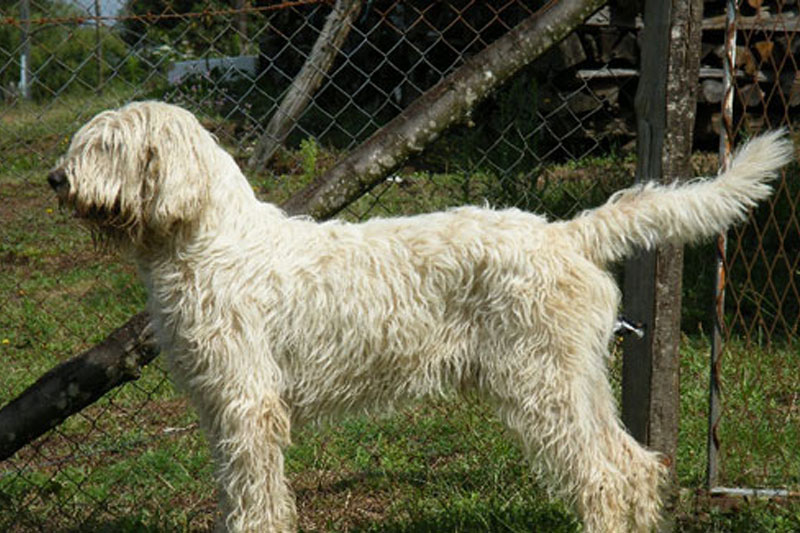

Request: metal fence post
left=95, top=0, right=104, bottom=95
left=707, top=0, right=737, bottom=494
left=19, top=0, right=31, bottom=100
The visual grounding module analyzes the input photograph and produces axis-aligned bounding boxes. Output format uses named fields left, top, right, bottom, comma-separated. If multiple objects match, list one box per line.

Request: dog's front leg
left=199, top=389, right=295, bottom=533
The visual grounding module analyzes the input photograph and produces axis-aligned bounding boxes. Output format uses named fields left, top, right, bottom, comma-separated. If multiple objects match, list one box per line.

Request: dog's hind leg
left=492, top=350, right=665, bottom=532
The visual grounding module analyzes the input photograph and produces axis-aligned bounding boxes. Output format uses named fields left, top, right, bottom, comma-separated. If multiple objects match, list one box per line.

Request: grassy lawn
left=1, top=98, right=799, bottom=532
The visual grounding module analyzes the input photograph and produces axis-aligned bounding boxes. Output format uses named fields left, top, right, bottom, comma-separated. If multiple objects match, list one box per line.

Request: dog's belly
left=281, top=322, right=481, bottom=426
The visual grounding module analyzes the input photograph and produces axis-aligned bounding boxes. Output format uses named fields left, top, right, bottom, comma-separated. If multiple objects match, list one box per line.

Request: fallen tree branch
left=281, top=0, right=606, bottom=219
left=0, top=312, right=157, bottom=460
left=248, top=0, right=363, bottom=169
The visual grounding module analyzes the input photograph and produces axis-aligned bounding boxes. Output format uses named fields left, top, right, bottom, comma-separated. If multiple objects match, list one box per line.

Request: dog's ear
left=142, top=117, right=211, bottom=232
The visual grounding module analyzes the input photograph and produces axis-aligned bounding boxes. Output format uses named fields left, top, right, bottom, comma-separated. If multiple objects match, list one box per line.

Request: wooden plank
left=587, top=6, right=800, bottom=32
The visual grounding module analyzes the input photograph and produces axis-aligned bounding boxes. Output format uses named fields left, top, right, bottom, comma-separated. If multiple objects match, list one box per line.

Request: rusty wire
left=707, top=0, right=800, bottom=497
left=0, top=0, right=332, bottom=27
left=707, top=0, right=737, bottom=493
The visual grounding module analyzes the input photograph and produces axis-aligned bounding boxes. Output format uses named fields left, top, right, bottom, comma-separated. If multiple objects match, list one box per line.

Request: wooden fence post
left=622, top=0, right=703, bottom=529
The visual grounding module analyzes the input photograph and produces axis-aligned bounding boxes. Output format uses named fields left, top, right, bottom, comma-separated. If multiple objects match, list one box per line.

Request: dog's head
left=48, top=101, right=215, bottom=248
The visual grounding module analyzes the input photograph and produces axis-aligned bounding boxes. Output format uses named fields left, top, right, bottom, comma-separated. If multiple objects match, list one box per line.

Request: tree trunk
left=281, top=0, right=606, bottom=220
left=248, top=0, right=363, bottom=169
left=0, top=0, right=605, bottom=459
left=622, top=0, right=703, bottom=530
left=0, top=312, right=157, bottom=460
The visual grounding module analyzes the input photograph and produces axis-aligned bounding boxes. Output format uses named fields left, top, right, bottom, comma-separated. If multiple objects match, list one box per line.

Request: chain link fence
left=703, top=0, right=800, bottom=502
left=0, top=0, right=797, bottom=530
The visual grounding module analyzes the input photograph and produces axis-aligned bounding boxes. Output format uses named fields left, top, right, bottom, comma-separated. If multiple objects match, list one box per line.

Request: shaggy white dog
left=48, top=101, right=792, bottom=532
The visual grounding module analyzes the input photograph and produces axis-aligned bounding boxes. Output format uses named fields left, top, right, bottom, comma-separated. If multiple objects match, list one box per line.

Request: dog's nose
left=48, top=169, right=68, bottom=191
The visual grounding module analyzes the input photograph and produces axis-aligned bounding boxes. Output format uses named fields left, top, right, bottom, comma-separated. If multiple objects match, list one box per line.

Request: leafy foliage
left=0, top=1, right=143, bottom=100
left=120, top=0, right=257, bottom=57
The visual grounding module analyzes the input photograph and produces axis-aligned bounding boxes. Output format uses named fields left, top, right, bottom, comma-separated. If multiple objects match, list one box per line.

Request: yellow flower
left=1, top=339, right=10, bottom=345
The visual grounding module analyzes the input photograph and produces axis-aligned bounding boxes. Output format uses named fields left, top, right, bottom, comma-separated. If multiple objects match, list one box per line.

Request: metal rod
left=19, top=0, right=31, bottom=99
left=95, top=0, right=103, bottom=95
left=710, top=487, right=800, bottom=499
left=707, top=0, right=737, bottom=492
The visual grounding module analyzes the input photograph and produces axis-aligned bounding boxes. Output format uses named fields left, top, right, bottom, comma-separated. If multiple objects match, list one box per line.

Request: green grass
left=1, top=97, right=799, bottom=531
left=678, top=337, right=800, bottom=490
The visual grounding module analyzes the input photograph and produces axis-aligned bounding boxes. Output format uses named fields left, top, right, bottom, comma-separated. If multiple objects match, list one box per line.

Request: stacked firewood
left=538, top=0, right=799, bottom=142
left=700, top=0, right=800, bottom=135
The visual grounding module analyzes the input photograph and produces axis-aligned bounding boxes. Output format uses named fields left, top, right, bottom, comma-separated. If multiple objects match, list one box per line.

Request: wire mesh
left=0, top=0, right=797, bottom=530
left=704, top=0, right=800, bottom=498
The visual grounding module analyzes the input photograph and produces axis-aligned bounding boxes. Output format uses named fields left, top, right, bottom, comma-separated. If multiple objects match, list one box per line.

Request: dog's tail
left=564, top=129, right=794, bottom=266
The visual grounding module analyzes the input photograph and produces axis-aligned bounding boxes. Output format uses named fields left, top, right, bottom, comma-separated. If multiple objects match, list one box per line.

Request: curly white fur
left=49, top=101, right=793, bottom=532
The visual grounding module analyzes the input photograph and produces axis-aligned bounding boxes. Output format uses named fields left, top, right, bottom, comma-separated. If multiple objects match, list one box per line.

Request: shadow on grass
left=676, top=498, right=800, bottom=533
left=350, top=507, right=578, bottom=533
left=291, top=466, right=579, bottom=533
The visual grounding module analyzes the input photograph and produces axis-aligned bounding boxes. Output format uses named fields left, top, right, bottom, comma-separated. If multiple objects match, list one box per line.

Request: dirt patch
left=294, top=470, right=394, bottom=531
left=0, top=182, right=53, bottom=225
left=1, top=250, right=31, bottom=268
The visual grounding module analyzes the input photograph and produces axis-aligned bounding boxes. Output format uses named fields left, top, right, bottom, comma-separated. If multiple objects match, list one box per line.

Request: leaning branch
left=281, top=0, right=606, bottom=219
left=0, top=312, right=157, bottom=460
left=248, top=0, right=363, bottom=169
